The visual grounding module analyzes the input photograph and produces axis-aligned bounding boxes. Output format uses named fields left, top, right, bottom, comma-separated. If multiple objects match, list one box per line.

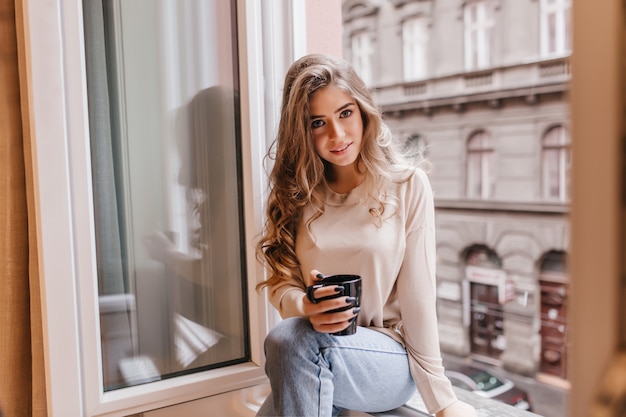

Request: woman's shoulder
left=386, top=164, right=434, bottom=209
left=389, top=164, right=430, bottom=185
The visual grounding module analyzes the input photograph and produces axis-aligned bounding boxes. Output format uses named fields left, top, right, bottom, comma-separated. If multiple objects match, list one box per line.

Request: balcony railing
left=372, top=56, right=570, bottom=112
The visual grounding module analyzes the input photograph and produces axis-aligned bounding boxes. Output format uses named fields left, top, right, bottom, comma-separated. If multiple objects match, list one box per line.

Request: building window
left=402, top=16, right=429, bottom=81
left=464, top=245, right=505, bottom=359
left=542, top=125, right=571, bottom=201
left=464, top=0, right=494, bottom=70
left=83, top=0, right=249, bottom=391
left=540, top=0, right=572, bottom=56
left=466, top=130, right=494, bottom=199
left=351, top=31, right=374, bottom=85
left=539, top=250, right=569, bottom=379
left=465, top=244, right=502, bottom=268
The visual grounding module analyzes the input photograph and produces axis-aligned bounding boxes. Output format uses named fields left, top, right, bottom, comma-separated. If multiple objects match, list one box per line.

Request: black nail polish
left=352, top=307, right=361, bottom=314
left=316, top=273, right=324, bottom=279
left=345, top=296, right=356, bottom=303
left=334, top=286, right=345, bottom=292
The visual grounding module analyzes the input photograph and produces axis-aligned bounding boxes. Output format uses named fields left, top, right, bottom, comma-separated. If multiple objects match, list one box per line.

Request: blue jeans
left=257, top=317, right=416, bottom=417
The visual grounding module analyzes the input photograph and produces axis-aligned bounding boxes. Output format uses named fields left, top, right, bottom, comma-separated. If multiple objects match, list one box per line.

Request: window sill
left=339, top=388, right=542, bottom=416
left=434, top=198, right=569, bottom=214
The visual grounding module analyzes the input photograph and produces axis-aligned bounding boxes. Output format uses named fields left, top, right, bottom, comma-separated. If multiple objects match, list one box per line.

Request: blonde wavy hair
left=256, top=54, right=420, bottom=290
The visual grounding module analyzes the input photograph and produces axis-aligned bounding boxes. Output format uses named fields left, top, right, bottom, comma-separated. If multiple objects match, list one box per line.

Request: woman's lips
left=331, top=142, right=351, bottom=153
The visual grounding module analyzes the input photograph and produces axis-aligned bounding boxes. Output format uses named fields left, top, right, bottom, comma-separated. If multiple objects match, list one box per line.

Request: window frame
left=402, top=15, right=429, bottom=81
left=463, top=0, right=494, bottom=71
left=20, top=0, right=289, bottom=415
left=351, top=31, right=374, bottom=85
left=540, top=0, right=572, bottom=57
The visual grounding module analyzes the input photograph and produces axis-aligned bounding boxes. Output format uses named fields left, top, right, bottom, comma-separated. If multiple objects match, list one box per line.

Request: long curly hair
left=256, top=54, right=415, bottom=290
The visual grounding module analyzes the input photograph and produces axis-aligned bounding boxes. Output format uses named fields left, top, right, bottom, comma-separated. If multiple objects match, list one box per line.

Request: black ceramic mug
left=306, top=274, right=362, bottom=336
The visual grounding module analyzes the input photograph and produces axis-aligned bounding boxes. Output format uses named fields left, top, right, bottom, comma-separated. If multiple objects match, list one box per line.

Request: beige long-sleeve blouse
left=266, top=167, right=457, bottom=415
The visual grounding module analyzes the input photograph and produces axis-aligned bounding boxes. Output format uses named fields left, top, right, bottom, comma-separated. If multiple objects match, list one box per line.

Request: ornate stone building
left=342, top=0, right=571, bottom=381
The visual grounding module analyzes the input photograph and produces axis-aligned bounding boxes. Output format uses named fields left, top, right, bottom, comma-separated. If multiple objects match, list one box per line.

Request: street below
left=443, top=354, right=570, bottom=417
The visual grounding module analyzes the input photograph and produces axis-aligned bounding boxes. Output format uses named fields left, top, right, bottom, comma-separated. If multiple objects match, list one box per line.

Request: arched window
left=540, top=250, right=568, bottom=274
left=463, top=244, right=505, bottom=358
left=466, top=130, right=494, bottom=199
left=539, top=250, right=569, bottom=379
left=463, top=244, right=502, bottom=268
left=542, top=125, right=571, bottom=201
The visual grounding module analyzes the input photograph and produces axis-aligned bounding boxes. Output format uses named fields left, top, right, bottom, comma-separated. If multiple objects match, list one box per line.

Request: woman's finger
left=309, top=269, right=325, bottom=285
left=304, top=292, right=354, bottom=314
left=311, top=320, right=353, bottom=334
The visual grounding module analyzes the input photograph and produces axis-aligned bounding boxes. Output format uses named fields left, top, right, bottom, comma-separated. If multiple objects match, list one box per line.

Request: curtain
left=0, top=1, right=46, bottom=416
left=83, top=0, right=126, bottom=296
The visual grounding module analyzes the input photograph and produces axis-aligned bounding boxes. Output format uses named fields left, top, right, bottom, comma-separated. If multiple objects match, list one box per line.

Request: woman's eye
left=311, top=119, right=325, bottom=129
left=340, top=109, right=352, bottom=118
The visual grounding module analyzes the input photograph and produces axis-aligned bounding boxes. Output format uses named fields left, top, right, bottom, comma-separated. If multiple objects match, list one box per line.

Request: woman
left=256, top=54, right=476, bottom=417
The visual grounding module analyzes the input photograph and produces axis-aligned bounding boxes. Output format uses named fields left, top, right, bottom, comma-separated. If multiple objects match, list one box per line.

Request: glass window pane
left=471, top=31, right=479, bottom=68
left=465, top=1, right=493, bottom=70
left=484, top=150, right=494, bottom=198
left=467, top=152, right=482, bottom=198
left=83, top=0, right=248, bottom=391
left=543, top=149, right=561, bottom=199
left=565, top=8, right=572, bottom=52
left=467, top=132, right=493, bottom=199
left=470, top=4, right=477, bottom=23
left=548, top=13, right=557, bottom=53
left=403, top=17, right=428, bottom=80
left=352, top=32, right=373, bottom=85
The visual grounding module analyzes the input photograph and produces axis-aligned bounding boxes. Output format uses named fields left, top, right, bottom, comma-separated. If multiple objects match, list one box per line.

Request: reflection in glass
left=83, top=0, right=248, bottom=391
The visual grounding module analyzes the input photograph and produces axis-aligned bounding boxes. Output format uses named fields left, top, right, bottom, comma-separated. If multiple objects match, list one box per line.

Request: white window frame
left=540, top=0, right=572, bottom=57
left=402, top=16, right=429, bottom=81
left=464, top=0, right=494, bottom=71
left=351, top=31, right=374, bottom=85
left=20, top=0, right=293, bottom=415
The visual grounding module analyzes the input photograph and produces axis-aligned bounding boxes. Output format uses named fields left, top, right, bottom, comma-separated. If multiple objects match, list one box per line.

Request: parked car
left=445, top=366, right=532, bottom=411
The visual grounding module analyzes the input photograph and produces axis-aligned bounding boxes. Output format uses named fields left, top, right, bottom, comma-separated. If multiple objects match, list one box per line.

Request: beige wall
left=570, top=0, right=624, bottom=416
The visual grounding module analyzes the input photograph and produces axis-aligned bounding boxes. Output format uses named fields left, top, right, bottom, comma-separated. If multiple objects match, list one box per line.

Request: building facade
left=342, top=0, right=571, bottom=381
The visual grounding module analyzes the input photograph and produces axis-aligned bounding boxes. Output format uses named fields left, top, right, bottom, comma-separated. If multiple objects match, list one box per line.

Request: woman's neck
left=327, top=165, right=365, bottom=194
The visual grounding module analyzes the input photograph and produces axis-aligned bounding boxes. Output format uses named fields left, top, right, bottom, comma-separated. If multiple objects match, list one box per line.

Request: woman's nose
left=328, top=121, right=345, bottom=140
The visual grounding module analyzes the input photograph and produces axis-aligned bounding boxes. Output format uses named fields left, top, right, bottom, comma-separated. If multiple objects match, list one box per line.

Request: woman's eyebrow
left=310, top=102, right=355, bottom=120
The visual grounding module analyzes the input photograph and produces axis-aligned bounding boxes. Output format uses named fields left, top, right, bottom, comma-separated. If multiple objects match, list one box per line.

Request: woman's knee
left=264, top=317, right=322, bottom=359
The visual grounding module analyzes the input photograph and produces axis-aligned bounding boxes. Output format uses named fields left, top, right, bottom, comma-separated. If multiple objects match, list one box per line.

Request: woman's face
left=308, top=85, right=363, bottom=171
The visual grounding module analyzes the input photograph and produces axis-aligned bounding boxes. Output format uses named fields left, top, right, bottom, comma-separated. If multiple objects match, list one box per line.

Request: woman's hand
left=435, top=400, right=477, bottom=417
left=302, top=270, right=359, bottom=334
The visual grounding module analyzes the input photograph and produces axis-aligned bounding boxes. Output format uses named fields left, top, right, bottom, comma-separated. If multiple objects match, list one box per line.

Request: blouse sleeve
left=267, top=279, right=308, bottom=319
left=395, top=168, right=458, bottom=414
